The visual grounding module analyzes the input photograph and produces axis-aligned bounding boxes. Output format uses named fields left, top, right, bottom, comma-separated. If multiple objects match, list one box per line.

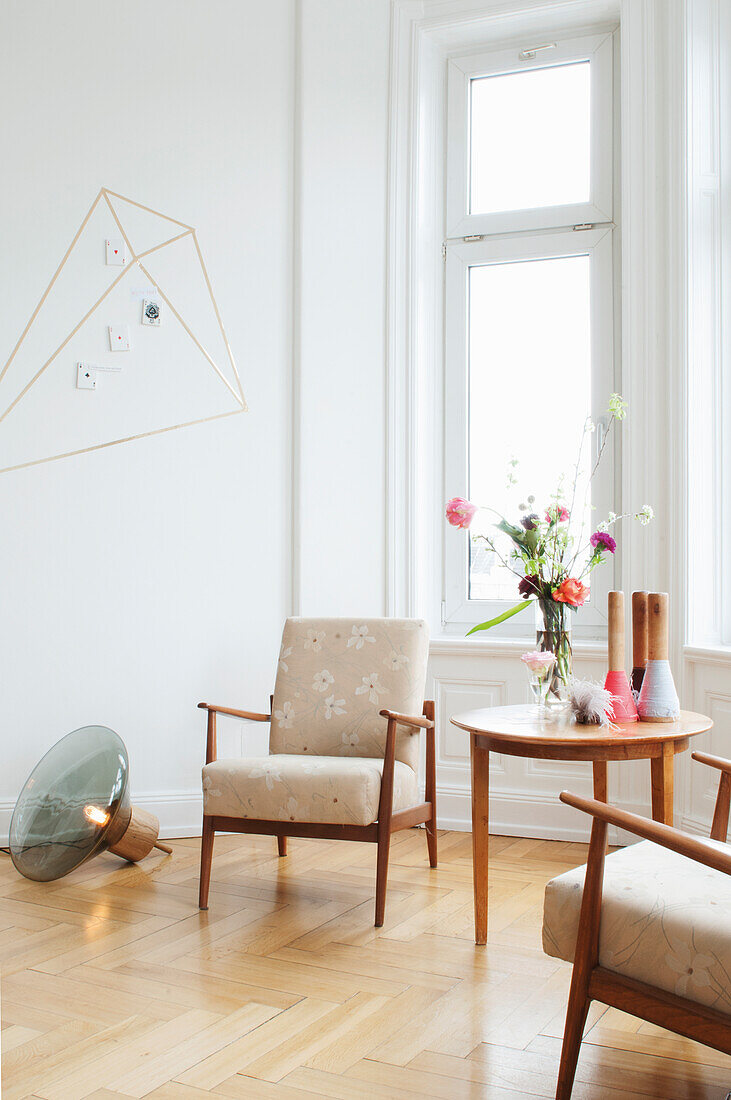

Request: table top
left=10, top=725, right=130, bottom=882
left=450, top=705, right=712, bottom=760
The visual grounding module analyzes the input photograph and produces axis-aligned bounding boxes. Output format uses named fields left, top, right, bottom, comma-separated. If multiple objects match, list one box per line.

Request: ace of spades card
left=142, top=297, right=162, bottom=326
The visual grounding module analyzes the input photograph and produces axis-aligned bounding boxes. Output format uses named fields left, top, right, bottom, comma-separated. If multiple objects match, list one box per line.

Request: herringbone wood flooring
left=1, top=829, right=730, bottom=1099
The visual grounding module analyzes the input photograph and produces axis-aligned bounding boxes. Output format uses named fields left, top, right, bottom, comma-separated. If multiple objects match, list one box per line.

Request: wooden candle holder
left=604, top=591, right=638, bottom=722
left=631, top=591, right=648, bottom=694
left=637, top=593, right=680, bottom=722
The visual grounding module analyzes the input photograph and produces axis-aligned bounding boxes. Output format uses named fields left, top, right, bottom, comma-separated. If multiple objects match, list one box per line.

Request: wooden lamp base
left=108, top=806, right=173, bottom=862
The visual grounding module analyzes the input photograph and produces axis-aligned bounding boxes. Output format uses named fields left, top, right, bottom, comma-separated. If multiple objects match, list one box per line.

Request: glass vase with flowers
left=445, top=394, right=654, bottom=708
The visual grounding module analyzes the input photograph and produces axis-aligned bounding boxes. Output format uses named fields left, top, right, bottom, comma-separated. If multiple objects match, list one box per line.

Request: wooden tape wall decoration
left=0, top=188, right=247, bottom=473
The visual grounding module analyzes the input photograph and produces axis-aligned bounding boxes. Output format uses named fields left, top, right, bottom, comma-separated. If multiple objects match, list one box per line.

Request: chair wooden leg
left=375, top=829, right=391, bottom=927
left=424, top=700, right=437, bottom=868
left=425, top=817, right=438, bottom=868
left=710, top=772, right=731, bottom=842
left=555, top=814, right=608, bottom=1099
left=199, top=816, right=215, bottom=910
left=556, top=993, right=590, bottom=1099
left=278, top=835, right=287, bottom=856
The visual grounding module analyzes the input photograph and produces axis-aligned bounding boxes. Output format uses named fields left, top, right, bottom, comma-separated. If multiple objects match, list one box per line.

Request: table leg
left=470, top=733, right=489, bottom=946
left=592, top=760, right=608, bottom=803
left=650, top=746, right=674, bottom=824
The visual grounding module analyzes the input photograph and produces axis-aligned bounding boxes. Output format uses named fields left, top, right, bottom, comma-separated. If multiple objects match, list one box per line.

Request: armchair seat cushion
left=202, top=754, right=420, bottom=827
left=543, top=838, right=731, bottom=1013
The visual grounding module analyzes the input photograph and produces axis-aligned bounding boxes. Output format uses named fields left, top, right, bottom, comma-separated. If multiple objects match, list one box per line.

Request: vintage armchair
left=198, top=617, right=436, bottom=926
left=543, top=751, right=731, bottom=1099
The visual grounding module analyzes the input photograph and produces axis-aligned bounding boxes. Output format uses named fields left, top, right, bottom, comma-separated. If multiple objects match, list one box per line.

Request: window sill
left=684, top=645, right=731, bottom=667
left=430, top=634, right=608, bottom=658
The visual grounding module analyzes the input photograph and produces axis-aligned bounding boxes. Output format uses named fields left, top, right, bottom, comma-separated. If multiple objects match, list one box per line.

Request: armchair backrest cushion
left=270, top=618, right=429, bottom=770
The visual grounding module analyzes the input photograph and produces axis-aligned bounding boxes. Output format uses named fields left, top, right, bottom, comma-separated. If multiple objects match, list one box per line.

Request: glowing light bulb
left=83, top=805, right=110, bottom=827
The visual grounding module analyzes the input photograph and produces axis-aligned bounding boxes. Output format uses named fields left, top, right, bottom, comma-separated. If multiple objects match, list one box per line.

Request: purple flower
left=521, top=513, right=539, bottom=531
left=590, top=531, right=616, bottom=554
left=518, top=574, right=541, bottom=598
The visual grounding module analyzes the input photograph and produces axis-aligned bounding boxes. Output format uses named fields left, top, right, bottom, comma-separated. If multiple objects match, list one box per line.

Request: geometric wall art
left=0, top=188, right=246, bottom=473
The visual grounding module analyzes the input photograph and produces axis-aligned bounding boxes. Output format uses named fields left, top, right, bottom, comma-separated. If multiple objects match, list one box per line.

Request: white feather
left=569, top=678, right=615, bottom=725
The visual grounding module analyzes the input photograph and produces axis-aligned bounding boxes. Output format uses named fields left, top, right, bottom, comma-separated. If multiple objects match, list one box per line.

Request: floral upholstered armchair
left=198, top=617, right=436, bottom=926
left=543, top=751, right=731, bottom=1099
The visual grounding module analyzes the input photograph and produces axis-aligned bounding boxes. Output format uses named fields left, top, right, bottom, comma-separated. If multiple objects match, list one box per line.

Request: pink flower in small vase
left=446, top=497, right=477, bottom=529
left=521, top=650, right=556, bottom=673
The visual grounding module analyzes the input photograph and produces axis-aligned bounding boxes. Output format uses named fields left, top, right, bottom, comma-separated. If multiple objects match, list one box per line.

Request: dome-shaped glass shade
left=10, top=726, right=130, bottom=881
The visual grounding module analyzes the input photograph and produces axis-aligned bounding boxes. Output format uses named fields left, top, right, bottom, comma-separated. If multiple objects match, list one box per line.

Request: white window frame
left=442, top=30, right=618, bottom=637
left=446, top=33, right=614, bottom=237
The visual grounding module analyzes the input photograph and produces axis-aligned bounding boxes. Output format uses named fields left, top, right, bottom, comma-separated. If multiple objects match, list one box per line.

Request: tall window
left=443, top=32, right=618, bottom=635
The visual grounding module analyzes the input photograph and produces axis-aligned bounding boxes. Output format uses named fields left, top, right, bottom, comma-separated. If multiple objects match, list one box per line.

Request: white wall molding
left=685, top=645, right=731, bottom=668
left=682, top=0, right=731, bottom=835
left=436, top=781, right=648, bottom=838
left=0, top=790, right=205, bottom=849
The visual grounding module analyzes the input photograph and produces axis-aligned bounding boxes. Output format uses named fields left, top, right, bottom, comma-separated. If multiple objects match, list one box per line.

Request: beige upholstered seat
left=544, top=837, right=731, bottom=1013
left=544, top=762, right=731, bottom=1099
left=198, top=617, right=436, bottom=926
left=203, top=754, right=420, bottom=826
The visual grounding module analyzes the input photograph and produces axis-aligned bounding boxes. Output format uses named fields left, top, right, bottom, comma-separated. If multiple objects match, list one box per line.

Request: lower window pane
left=468, top=254, right=592, bottom=601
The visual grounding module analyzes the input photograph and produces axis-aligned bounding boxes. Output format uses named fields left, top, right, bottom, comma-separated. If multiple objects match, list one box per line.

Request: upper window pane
left=470, top=61, right=591, bottom=215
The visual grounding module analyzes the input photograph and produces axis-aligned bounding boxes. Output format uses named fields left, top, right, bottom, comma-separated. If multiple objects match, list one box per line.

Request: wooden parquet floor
left=1, top=828, right=730, bottom=1099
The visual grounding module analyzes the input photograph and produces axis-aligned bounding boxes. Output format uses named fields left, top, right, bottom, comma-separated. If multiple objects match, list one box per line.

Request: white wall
left=296, top=0, right=391, bottom=616
left=0, top=0, right=294, bottom=838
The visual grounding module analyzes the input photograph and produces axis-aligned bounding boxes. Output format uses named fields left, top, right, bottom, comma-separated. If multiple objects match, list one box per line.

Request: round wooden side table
left=449, top=705, right=713, bottom=945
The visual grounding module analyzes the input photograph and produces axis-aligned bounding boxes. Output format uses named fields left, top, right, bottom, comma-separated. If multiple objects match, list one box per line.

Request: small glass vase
left=535, top=598, right=573, bottom=709
left=526, top=662, right=554, bottom=712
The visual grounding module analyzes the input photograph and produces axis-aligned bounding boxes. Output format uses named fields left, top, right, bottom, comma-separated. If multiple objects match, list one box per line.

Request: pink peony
left=545, top=505, right=570, bottom=524
left=521, top=650, right=556, bottom=673
left=446, top=497, right=477, bottom=529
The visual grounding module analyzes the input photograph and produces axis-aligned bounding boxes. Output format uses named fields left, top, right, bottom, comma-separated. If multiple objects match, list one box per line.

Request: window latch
left=518, top=42, right=557, bottom=60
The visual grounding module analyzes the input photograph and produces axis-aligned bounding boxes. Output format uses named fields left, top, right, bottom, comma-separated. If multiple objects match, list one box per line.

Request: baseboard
left=435, top=784, right=595, bottom=841
left=0, top=789, right=204, bottom=848
left=0, top=782, right=646, bottom=848
left=434, top=784, right=648, bottom=844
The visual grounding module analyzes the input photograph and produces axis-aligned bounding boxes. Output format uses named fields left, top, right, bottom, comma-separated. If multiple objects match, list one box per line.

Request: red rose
left=553, top=577, right=589, bottom=607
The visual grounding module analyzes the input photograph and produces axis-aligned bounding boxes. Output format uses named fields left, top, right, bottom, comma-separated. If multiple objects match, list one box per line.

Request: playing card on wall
left=105, top=238, right=127, bottom=265
left=141, top=298, right=162, bottom=326
left=108, top=325, right=131, bottom=351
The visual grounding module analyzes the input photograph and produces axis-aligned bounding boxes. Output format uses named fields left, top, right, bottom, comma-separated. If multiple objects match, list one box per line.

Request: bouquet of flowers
left=446, top=394, right=653, bottom=705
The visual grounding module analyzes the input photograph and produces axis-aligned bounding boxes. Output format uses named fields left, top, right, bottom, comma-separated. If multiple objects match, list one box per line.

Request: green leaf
left=466, top=600, right=534, bottom=636
left=495, top=518, right=526, bottom=552
left=522, top=527, right=539, bottom=554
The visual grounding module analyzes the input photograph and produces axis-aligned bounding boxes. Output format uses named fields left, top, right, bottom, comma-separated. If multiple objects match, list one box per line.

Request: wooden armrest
left=197, top=702, right=270, bottom=722
left=379, top=709, right=434, bottom=730
left=560, top=791, right=731, bottom=876
left=692, top=751, right=731, bottom=776
left=693, top=752, right=731, bottom=842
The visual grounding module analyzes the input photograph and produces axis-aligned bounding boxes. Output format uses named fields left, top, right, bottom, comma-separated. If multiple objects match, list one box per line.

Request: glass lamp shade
left=9, top=725, right=132, bottom=882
